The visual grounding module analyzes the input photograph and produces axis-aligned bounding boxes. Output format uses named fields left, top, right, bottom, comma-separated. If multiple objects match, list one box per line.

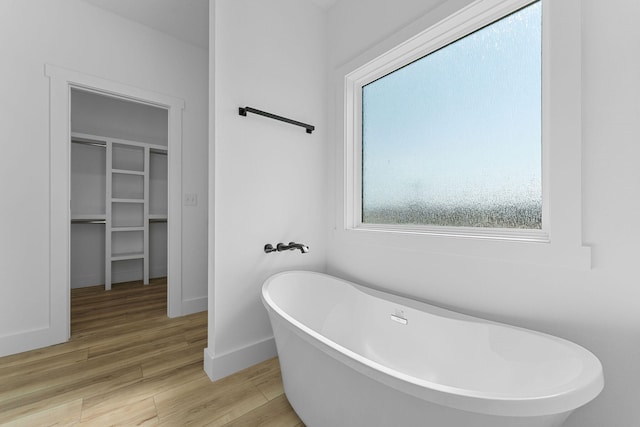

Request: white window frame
left=338, top=0, right=591, bottom=268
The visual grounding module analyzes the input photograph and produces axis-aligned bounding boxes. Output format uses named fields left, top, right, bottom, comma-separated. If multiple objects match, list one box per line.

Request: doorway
left=47, top=64, right=184, bottom=343
left=70, top=89, right=168, bottom=295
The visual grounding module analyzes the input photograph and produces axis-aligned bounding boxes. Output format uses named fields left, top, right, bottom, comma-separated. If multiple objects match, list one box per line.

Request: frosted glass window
left=362, top=1, right=541, bottom=229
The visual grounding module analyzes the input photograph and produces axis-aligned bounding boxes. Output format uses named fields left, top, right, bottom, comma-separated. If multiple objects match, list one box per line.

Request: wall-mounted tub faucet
left=277, top=242, right=310, bottom=253
left=264, top=242, right=309, bottom=254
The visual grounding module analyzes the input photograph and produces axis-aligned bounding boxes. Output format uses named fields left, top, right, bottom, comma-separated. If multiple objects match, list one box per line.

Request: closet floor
left=0, top=279, right=303, bottom=426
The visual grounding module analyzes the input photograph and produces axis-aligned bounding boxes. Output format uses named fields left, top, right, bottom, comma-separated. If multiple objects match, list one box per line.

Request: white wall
left=71, top=89, right=169, bottom=146
left=205, top=0, right=327, bottom=380
left=326, top=1, right=640, bottom=426
left=0, top=0, right=208, bottom=356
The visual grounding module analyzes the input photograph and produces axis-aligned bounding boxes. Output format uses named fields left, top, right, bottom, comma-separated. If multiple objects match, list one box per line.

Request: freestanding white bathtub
left=262, top=271, right=603, bottom=427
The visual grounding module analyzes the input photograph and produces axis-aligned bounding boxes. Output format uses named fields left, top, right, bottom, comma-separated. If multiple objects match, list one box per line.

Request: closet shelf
left=71, top=213, right=106, bottom=221
left=112, top=198, right=145, bottom=204
left=71, top=131, right=168, bottom=152
left=72, top=130, right=167, bottom=290
left=71, top=139, right=106, bottom=148
left=112, top=226, right=145, bottom=232
left=111, top=252, right=145, bottom=261
left=149, top=214, right=168, bottom=224
left=112, top=168, right=145, bottom=176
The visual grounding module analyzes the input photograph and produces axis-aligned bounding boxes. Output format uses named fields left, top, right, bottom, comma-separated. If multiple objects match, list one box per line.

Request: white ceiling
left=82, top=0, right=339, bottom=50
left=82, top=0, right=210, bottom=49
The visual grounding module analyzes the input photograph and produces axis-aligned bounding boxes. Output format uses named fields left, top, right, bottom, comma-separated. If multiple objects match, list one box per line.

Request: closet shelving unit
left=71, top=132, right=168, bottom=290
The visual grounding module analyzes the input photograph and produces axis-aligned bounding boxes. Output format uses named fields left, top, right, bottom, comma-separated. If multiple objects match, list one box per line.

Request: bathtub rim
left=262, top=270, right=604, bottom=418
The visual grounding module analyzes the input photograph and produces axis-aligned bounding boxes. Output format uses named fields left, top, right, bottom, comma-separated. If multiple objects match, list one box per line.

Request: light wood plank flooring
left=0, top=279, right=303, bottom=426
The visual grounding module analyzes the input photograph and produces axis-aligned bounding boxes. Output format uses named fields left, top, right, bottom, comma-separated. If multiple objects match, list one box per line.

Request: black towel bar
left=239, top=106, right=315, bottom=134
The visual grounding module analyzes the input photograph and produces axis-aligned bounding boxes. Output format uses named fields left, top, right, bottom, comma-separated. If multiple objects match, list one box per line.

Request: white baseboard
left=70, top=268, right=141, bottom=288
left=182, top=296, right=207, bottom=315
left=204, top=337, right=277, bottom=382
left=70, top=272, right=103, bottom=288
left=150, top=265, right=167, bottom=278
left=0, top=295, right=205, bottom=358
left=0, top=325, right=67, bottom=358
left=70, top=267, right=167, bottom=289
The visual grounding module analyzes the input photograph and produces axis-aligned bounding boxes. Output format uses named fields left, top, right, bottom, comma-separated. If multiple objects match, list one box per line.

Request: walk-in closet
left=70, top=89, right=168, bottom=292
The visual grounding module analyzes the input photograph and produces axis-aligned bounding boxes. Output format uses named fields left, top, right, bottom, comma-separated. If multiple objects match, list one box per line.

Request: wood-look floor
left=0, top=279, right=303, bottom=426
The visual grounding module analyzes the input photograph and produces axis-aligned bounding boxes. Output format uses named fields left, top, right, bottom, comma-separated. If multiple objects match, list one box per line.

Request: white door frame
left=46, top=64, right=184, bottom=343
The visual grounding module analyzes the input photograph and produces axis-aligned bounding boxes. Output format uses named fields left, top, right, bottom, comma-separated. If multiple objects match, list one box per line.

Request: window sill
left=354, top=223, right=549, bottom=243
left=345, top=226, right=591, bottom=270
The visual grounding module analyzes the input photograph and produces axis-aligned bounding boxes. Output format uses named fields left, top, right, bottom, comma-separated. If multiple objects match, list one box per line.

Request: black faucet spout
left=276, top=242, right=310, bottom=254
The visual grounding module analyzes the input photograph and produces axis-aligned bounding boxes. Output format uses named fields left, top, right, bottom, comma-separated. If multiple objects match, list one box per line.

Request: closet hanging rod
left=239, top=106, right=315, bottom=134
left=71, top=139, right=106, bottom=148
left=71, top=219, right=106, bottom=224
